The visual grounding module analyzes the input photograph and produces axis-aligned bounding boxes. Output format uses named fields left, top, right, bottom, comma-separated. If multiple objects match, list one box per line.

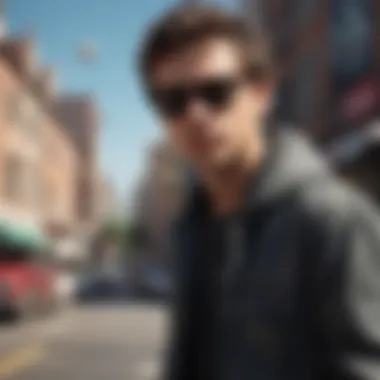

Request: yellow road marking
left=0, top=345, right=46, bottom=378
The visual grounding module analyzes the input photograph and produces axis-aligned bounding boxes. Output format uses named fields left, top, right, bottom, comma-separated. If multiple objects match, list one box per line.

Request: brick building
left=130, top=140, right=188, bottom=289
left=243, top=0, right=329, bottom=136
left=244, top=0, right=380, bottom=202
left=135, top=140, right=186, bottom=254
left=54, top=95, right=101, bottom=232
left=96, top=175, right=120, bottom=220
left=0, top=36, right=78, bottom=234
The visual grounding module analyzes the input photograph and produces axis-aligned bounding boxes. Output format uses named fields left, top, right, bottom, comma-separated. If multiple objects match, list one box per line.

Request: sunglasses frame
left=149, top=72, right=252, bottom=118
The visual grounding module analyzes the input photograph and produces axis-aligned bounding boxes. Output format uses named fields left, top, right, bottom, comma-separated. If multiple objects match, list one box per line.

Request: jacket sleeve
left=311, top=193, right=380, bottom=379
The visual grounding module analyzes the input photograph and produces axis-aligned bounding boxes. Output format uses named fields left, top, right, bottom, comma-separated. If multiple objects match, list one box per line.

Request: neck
left=205, top=138, right=265, bottom=216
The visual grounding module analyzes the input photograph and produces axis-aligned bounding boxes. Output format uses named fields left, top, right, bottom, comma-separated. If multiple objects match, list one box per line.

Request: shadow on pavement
left=74, top=294, right=171, bottom=309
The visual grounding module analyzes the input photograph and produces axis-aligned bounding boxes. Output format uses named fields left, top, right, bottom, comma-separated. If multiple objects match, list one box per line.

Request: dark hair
left=139, top=3, right=275, bottom=88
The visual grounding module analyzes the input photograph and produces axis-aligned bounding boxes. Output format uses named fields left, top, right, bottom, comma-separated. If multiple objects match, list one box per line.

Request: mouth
left=191, top=133, right=221, bottom=155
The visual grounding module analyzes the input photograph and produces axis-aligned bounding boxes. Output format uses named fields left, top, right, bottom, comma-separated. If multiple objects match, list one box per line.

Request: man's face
left=150, top=38, right=272, bottom=173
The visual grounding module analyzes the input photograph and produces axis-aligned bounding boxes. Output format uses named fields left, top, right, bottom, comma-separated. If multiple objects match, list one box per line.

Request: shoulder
left=294, top=175, right=377, bottom=227
left=291, top=175, right=380, bottom=259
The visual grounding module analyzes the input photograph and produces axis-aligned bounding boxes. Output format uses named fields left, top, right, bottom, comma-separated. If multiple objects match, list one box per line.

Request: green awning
left=0, top=220, right=50, bottom=251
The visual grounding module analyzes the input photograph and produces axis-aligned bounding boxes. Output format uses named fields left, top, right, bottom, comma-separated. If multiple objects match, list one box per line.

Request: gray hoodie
left=165, top=129, right=380, bottom=380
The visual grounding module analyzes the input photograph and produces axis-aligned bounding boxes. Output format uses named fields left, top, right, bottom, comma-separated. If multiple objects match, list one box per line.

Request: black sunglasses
left=150, top=76, right=248, bottom=118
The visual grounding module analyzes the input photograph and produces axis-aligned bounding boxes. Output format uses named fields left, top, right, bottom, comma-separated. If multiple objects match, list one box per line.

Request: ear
left=250, top=81, right=275, bottom=116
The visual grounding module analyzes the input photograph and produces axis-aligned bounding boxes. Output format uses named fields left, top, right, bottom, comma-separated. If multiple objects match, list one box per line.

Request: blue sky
left=6, top=0, right=237, bottom=206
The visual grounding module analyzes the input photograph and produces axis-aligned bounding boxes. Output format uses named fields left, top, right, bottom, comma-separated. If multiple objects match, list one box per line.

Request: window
left=78, top=178, right=93, bottom=221
left=293, top=42, right=323, bottom=125
left=7, top=94, right=42, bottom=144
left=4, top=158, right=44, bottom=208
left=332, top=0, right=373, bottom=84
left=21, top=96, right=43, bottom=143
left=7, top=94, right=21, bottom=127
left=26, top=102, right=40, bottom=141
left=243, top=0, right=265, bottom=30
left=275, top=0, right=319, bottom=54
left=275, top=79, right=295, bottom=123
left=293, top=0, right=319, bottom=32
left=4, top=155, right=24, bottom=202
left=24, top=163, right=44, bottom=209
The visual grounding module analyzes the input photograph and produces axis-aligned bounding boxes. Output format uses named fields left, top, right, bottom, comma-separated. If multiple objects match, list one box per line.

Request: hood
left=183, top=127, right=332, bottom=217
left=246, top=127, right=331, bottom=210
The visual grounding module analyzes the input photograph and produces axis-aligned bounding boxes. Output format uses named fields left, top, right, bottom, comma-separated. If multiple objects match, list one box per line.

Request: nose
left=184, top=97, right=212, bottom=122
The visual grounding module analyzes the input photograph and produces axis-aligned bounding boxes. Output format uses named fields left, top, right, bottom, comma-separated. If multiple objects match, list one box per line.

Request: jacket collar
left=181, top=128, right=330, bottom=221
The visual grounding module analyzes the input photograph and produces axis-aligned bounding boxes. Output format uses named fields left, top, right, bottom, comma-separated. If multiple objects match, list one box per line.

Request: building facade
left=243, top=0, right=329, bottom=137
left=0, top=37, right=78, bottom=235
left=54, top=95, right=101, bottom=232
left=244, top=0, right=380, bottom=203
left=96, top=175, right=120, bottom=221
left=134, top=140, right=186, bottom=256
left=130, top=140, right=188, bottom=289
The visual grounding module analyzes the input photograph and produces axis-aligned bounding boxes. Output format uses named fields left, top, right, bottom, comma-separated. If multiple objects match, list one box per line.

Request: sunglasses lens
left=199, top=80, right=236, bottom=109
left=154, top=88, right=188, bottom=118
left=151, top=78, right=240, bottom=118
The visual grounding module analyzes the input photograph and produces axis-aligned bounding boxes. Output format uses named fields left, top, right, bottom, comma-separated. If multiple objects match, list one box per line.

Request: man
left=139, top=3, right=380, bottom=380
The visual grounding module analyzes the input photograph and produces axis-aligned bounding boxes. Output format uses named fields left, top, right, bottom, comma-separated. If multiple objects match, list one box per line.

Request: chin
left=200, top=150, right=233, bottom=172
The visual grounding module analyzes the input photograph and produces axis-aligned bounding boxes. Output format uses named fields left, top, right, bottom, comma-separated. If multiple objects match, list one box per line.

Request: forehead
left=151, top=39, right=242, bottom=87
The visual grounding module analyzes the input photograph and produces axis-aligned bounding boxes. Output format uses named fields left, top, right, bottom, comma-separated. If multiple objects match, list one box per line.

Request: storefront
left=44, top=221, right=91, bottom=271
left=0, top=219, right=48, bottom=253
left=329, top=75, right=380, bottom=202
left=328, top=121, right=380, bottom=204
left=330, top=0, right=380, bottom=203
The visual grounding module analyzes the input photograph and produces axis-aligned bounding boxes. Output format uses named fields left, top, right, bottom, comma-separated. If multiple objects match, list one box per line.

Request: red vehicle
left=0, top=244, right=57, bottom=321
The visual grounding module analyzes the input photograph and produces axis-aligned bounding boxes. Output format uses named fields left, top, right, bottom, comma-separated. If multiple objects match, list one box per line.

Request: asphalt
left=0, top=302, right=168, bottom=380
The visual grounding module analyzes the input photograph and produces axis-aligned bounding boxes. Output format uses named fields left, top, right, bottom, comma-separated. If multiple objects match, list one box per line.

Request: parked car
left=75, top=273, right=127, bottom=303
left=135, top=266, right=172, bottom=300
left=0, top=223, right=56, bottom=321
left=0, top=252, right=56, bottom=321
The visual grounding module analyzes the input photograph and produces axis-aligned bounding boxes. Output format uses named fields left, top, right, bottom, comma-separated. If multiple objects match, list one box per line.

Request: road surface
left=0, top=303, right=168, bottom=380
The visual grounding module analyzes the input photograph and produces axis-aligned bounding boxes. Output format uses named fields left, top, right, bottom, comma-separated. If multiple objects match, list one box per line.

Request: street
left=0, top=303, right=168, bottom=380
